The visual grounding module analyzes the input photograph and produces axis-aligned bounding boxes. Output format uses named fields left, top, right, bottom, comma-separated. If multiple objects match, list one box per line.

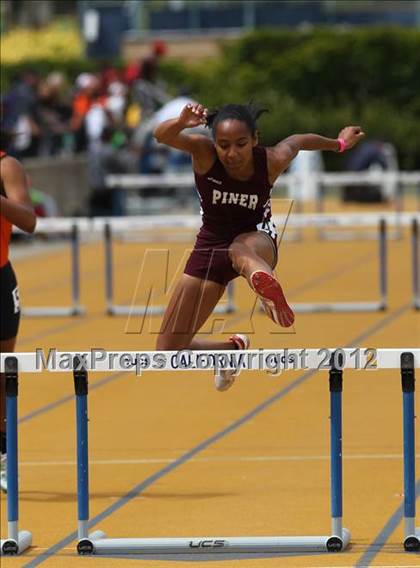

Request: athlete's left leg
left=229, top=231, right=294, bottom=328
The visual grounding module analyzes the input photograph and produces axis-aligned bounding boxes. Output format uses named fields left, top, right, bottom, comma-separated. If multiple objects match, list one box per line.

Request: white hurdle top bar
left=15, top=212, right=420, bottom=235
left=106, top=171, right=420, bottom=189
left=96, top=212, right=418, bottom=232
left=1, top=349, right=419, bottom=373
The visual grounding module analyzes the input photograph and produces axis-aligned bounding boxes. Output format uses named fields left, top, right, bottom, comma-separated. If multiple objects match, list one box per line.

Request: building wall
left=24, top=155, right=91, bottom=217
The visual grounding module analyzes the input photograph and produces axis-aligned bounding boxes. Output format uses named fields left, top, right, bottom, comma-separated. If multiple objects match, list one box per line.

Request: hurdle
left=295, top=217, right=387, bottom=313
left=282, top=212, right=420, bottom=313
left=20, top=219, right=85, bottom=317
left=105, top=172, right=303, bottom=241
left=66, top=348, right=418, bottom=555
left=72, top=349, right=352, bottom=555
left=0, top=348, right=418, bottom=555
left=105, top=172, right=201, bottom=216
left=102, top=220, right=236, bottom=316
left=412, top=218, right=420, bottom=310
left=315, top=171, right=420, bottom=241
left=100, top=213, right=394, bottom=316
left=100, top=212, right=420, bottom=315
left=0, top=357, right=32, bottom=556
left=277, top=214, right=390, bottom=313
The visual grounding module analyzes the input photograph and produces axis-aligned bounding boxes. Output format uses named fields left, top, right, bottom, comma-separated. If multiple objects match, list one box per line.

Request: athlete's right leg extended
left=229, top=232, right=294, bottom=328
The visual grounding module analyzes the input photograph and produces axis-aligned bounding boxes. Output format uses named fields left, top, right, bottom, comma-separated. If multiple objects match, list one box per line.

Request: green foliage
left=0, top=20, right=83, bottom=65
left=159, top=26, right=420, bottom=168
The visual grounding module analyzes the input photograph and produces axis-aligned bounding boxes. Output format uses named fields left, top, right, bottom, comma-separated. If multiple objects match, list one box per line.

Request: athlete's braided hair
left=206, top=103, right=268, bottom=137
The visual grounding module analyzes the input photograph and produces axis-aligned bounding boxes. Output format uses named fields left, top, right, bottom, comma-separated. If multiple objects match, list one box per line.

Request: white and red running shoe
left=214, top=334, right=250, bottom=392
left=250, top=270, right=294, bottom=328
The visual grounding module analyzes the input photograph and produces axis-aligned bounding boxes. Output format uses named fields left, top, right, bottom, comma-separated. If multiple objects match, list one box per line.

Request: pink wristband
left=337, top=138, right=346, bottom=153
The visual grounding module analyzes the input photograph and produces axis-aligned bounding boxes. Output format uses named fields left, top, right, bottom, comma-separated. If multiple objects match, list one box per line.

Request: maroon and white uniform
left=184, top=145, right=277, bottom=285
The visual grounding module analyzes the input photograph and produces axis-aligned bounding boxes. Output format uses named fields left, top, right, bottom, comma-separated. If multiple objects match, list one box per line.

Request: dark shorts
left=184, top=225, right=278, bottom=286
left=0, top=262, right=21, bottom=341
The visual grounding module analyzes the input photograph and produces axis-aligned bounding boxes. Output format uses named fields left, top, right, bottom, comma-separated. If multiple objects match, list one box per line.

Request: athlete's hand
left=178, top=103, right=208, bottom=128
left=338, top=126, right=365, bottom=150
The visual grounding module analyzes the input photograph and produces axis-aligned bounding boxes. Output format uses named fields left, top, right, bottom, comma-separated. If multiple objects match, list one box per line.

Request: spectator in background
left=123, top=39, right=168, bottom=87
left=131, top=76, right=169, bottom=123
left=37, top=72, right=72, bottom=156
left=85, top=98, right=111, bottom=150
left=141, top=40, right=168, bottom=83
left=134, top=89, right=206, bottom=174
left=105, top=81, right=128, bottom=126
left=343, top=140, right=399, bottom=202
left=70, top=73, right=105, bottom=152
left=123, top=58, right=142, bottom=89
left=98, top=63, right=121, bottom=95
left=87, top=126, right=135, bottom=217
left=130, top=40, right=170, bottom=121
left=2, top=70, right=42, bottom=158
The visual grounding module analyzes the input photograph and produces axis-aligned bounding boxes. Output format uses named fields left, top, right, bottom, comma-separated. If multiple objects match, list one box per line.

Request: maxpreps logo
left=189, top=539, right=227, bottom=548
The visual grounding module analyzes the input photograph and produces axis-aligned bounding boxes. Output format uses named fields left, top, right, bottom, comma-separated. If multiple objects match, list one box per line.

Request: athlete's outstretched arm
left=153, top=103, right=216, bottom=173
left=153, top=104, right=212, bottom=153
left=268, top=126, right=365, bottom=178
left=0, top=156, right=36, bottom=233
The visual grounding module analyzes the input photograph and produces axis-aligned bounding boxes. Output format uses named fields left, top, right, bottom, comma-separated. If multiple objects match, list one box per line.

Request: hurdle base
left=107, top=304, right=236, bottom=316
left=22, top=305, right=85, bottom=317
left=292, top=301, right=386, bottom=313
left=213, top=304, right=235, bottom=314
left=318, top=228, right=402, bottom=242
left=107, top=305, right=165, bottom=316
left=404, top=529, right=420, bottom=552
left=78, top=529, right=351, bottom=555
left=0, top=531, right=32, bottom=555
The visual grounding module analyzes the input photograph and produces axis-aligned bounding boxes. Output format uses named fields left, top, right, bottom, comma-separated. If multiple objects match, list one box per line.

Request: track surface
left=1, top=199, right=419, bottom=567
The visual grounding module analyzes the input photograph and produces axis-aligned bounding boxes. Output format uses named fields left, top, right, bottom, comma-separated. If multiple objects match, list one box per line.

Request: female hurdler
left=154, top=103, right=364, bottom=390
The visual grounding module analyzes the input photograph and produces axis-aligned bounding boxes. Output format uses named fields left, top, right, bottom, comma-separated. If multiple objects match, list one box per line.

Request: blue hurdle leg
left=73, top=360, right=108, bottom=555
left=1, top=357, right=32, bottom=555
left=6, top=372, right=19, bottom=543
left=401, top=352, right=420, bottom=552
left=329, top=357, right=344, bottom=551
left=73, top=359, right=90, bottom=542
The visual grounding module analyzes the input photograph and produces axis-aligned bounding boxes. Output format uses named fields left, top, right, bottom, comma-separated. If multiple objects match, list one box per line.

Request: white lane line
left=18, top=453, right=419, bottom=467
left=19, top=556, right=417, bottom=566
